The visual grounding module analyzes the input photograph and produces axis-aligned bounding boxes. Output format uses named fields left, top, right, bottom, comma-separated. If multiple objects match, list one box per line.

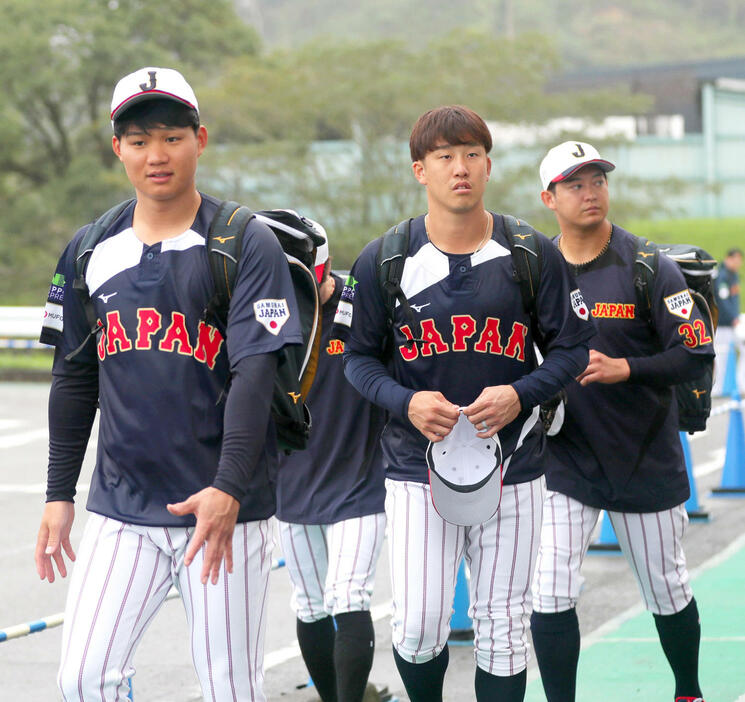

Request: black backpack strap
left=65, top=199, right=134, bottom=361
left=204, top=200, right=255, bottom=324
left=503, top=214, right=544, bottom=350
left=376, top=218, right=422, bottom=349
left=633, top=236, right=659, bottom=326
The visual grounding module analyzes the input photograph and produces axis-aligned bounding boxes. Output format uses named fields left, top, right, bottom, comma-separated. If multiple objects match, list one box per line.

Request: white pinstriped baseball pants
left=277, top=513, right=387, bottom=622
left=385, top=477, right=545, bottom=677
left=57, top=513, right=274, bottom=702
left=532, top=491, right=693, bottom=616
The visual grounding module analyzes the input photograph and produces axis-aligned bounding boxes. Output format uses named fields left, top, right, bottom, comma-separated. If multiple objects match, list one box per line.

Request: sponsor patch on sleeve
left=42, top=302, right=64, bottom=333
left=333, top=274, right=357, bottom=328
left=664, top=289, right=694, bottom=320
left=46, top=273, right=66, bottom=305
left=570, top=288, right=589, bottom=320
left=253, top=298, right=290, bottom=335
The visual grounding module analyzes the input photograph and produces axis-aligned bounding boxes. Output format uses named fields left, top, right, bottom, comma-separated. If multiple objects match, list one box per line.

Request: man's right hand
left=35, top=501, right=76, bottom=583
left=407, top=391, right=459, bottom=443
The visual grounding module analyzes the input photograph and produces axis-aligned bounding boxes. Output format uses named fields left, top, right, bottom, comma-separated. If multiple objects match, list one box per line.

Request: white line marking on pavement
left=0, top=483, right=89, bottom=494
left=0, top=429, right=48, bottom=449
left=600, top=636, right=745, bottom=643
left=527, top=531, right=745, bottom=683
left=264, top=600, right=393, bottom=670
left=0, top=420, right=23, bottom=430
left=693, top=448, right=725, bottom=478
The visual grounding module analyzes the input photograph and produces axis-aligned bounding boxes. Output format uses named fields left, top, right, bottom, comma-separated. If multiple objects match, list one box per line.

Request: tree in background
left=0, top=0, right=259, bottom=302
left=201, top=28, right=648, bottom=265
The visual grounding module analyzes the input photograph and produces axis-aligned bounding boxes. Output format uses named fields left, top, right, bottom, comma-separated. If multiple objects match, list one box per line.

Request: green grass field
left=628, top=216, right=745, bottom=262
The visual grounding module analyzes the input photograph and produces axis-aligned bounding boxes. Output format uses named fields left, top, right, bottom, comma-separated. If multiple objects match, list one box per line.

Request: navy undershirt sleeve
left=46, top=349, right=99, bottom=503
left=212, top=352, right=278, bottom=501
left=343, top=349, right=415, bottom=420
left=627, top=345, right=709, bottom=386
left=511, top=344, right=590, bottom=410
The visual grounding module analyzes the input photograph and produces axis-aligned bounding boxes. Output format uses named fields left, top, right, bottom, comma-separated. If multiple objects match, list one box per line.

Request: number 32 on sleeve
left=678, top=319, right=712, bottom=348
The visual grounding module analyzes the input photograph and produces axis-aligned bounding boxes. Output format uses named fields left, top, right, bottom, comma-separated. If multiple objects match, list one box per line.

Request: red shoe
left=675, top=698, right=704, bottom=702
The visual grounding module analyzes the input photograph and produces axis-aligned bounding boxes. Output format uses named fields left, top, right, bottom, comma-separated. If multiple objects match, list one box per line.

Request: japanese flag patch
left=570, top=289, right=589, bottom=320
left=254, top=298, right=290, bottom=335
left=664, top=289, right=693, bottom=320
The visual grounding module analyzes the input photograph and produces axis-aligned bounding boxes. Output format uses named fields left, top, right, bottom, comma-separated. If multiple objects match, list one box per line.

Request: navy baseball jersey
left=335, top=213, right=595, bottom=485
left=715, top=263, right=740, bottom=327
left=547, top=225, right=715, bottom=512
left=40, top=194, right=302, bottom=526
left=276, top=274, right=386, bottom=524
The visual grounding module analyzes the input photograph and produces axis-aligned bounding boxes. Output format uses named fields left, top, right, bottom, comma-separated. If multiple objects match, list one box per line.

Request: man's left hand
left=167, top=487, right=240, bottom=585
left=463, top=385, right=521, bottom=437
left=577, top=349, right=630, bottom=386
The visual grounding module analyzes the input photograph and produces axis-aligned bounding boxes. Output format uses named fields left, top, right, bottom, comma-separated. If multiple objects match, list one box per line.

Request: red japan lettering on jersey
left=159, top=312, right=194, bottom=356
left=326, top=339, right=345, bottom=355
left=419, top=319, right=449, bottom=357
left=96, top=307, right=224, bottom=369
left=104, top=310, right=133, bottom=355
left=398, top=317, right=528, bottom=362
left=193, top=321, right=225, bottom=370
left=591, top=302, right=636, bottom=319
left=678, top=319, right=713, bottom=348
left=135, top=308, right=162, bottom=349
left=451, top=315, right=477, bottom=351
left=474, top=317, right=503, bottom=354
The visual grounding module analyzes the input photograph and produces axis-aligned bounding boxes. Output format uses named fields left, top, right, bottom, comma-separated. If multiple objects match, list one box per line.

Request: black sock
left=475, top=667, right=526, bottom=701
left=530, top=608, right=580, bottom=702
left=333, top=611, right=376, bottom=702
left=653, top=598, right=703, bottom=699
left=297, top=617, right=338, bottom=702
left=392, top=644, right=449, bottom=702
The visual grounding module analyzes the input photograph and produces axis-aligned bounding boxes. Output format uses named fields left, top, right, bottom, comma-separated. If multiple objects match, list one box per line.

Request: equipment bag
left=69, top=199, right=324, bottom=453
left=634, top=238, right=718, bottom=433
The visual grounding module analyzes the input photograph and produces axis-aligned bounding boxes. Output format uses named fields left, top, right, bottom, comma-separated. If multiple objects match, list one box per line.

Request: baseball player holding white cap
left=275, top=229, right=387, bottom=702
left=334, top=106, right=594, bottom=702
left=35, top=66, right=301, bottom=700
left=532, top=140, right=712, bottom=702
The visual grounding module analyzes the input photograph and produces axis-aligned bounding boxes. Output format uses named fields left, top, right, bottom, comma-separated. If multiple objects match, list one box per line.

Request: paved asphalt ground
left=1, top=381, right=744, bottom=701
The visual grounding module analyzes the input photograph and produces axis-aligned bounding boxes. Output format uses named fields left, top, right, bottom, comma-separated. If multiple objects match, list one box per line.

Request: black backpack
left=634, top=238, right=718, bottom=433
left=376, top=214, right=544, bottom=354
left=68, top=199, right=324, bottom=453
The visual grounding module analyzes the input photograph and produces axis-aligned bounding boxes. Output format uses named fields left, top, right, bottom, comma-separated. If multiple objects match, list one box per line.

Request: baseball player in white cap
left=532, top=140, right=712, bottom=702
left=275, top=229, right=387, bottom=702
left=334, top=106, right=594, bottom=702
left=35, top=66, right=300, bottom=701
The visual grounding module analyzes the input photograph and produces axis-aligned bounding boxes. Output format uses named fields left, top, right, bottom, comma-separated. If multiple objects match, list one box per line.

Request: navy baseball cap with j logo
left=426, top=412, right=503, bottom=526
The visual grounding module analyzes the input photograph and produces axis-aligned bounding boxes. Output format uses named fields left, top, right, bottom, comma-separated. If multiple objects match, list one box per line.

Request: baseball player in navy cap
left=531, top=140, right=712, bottom=702
left=35, top=66, right=301, bottom=700
left=334, top=106, right=594, bottom=702
left=276, top=231, right=387, bottom=702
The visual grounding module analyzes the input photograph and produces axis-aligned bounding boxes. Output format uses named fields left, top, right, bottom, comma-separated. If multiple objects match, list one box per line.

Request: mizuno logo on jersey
left=570, top=289, right=589, bottom=320
left=94, top=308, right=225, bottom=370
left=326, top=339, right=344, bottom=355
left=410, top=302, right=431, bottom=312
left=591, top=302, right=635, bottom=319
left=98, top=292, right=118, bottom=303
left=398, top=315, right=528, bottom=363
left=664, top=289, right=694, bottom=320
